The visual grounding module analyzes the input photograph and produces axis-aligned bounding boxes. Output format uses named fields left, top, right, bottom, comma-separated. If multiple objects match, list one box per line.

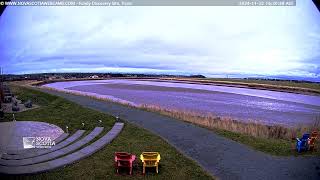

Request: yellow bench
left=140, top=152, right=161, bottom=174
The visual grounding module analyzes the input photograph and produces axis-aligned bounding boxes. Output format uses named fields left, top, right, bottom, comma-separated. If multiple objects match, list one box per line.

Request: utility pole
left=0, top=66, right=3, bottom=89
left=0, top=67, right=2, bottom=110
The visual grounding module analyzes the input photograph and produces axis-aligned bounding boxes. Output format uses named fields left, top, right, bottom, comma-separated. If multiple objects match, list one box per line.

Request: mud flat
left=43, top=79, right=320, bottom=126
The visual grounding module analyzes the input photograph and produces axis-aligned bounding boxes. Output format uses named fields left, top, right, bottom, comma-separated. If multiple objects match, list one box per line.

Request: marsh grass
left=140, top=104, right=320, bottom=140
left=38, top=85, right=320, bottom=156
left=160, top=78, right=320, bottom=95
left=42, top=85, right=319, bottom=140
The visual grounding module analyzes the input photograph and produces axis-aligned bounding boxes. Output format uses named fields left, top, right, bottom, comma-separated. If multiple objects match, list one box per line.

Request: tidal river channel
left=44, top=79, right=320, bottom=126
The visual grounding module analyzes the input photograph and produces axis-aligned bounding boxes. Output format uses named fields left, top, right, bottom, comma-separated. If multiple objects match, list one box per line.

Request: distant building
left=48, top=75, right=63, bottom=80
left=90, top=75, right=99, bottom=79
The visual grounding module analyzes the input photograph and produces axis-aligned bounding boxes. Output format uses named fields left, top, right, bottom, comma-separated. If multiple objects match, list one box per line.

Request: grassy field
left=160, top=77, right=320, bottom=95
left=212, top=128, right=318, bottom=156
left=206, top=78, right=320, bottom=90
left=1, top=85, right=213, bottom=180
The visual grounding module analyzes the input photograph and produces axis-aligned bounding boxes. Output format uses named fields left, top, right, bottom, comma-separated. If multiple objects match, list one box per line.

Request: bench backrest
left=143, top=154, right=158, bottom=160
left=311, top=131, right=318, bottom=139
left=141, top=152, right=160, bottom=164
left=309, top=137, right=316, bottom=145
left=302, top=133, right=310, bottom=140
left=115, top=152, right=132, bottom=160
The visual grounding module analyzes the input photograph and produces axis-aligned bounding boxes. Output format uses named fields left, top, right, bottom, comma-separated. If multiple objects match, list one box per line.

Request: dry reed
left=40, top=86, right=320, bottom=140
left=140, top=104, right=320, bottom=140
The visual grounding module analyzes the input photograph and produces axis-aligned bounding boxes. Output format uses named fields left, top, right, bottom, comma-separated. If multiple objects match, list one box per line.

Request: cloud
left=0, top=0, right=319, bottom=80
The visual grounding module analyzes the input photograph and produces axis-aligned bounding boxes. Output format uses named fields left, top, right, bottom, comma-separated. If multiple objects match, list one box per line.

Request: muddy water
left=44, top=80, right=320, bottom=126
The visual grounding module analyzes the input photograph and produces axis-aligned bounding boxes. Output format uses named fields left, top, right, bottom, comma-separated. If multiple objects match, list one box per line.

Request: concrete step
left=0, top=123, right=124, bottom=175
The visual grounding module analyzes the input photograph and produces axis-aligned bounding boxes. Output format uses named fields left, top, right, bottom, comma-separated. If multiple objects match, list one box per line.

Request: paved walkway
left=40, top=88, right=320, bottom=180
left=2, top=131, right=84, bottom=160
left=0, top=127, right=103, bottom=166
left=5, top=133, right=69, bottom=156
left=0, top=123, right=123, bottom=175
left=0, top=121, right=64, bottom=153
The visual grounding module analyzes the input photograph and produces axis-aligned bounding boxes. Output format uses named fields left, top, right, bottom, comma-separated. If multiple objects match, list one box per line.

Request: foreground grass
left=212, top=128, right=320, bottom=156
left=2, top=85, right=213, bottom=180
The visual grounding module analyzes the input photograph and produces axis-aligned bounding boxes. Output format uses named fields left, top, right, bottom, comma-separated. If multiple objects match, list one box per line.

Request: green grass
left=163, top=77, right=320, bottom=94
left=5, top=86, right=114, bottom=133
left=1, top=85, right=213, bottom=180
left=212, top=128, right=320, bottom=157
left=207, top=78, right=320, bottom=90
left=205, top=78, right=320, bottom=91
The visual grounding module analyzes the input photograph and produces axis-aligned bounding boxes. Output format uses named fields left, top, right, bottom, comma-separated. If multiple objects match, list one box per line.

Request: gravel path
left=41, top=88, right=320, bottom=180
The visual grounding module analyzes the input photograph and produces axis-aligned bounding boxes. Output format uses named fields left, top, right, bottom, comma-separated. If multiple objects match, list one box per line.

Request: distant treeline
left=2, top=73, right=317, bottom=84
left=241, top=77, right=319, bottom=84
left=0, top=73, right=206, bottom=81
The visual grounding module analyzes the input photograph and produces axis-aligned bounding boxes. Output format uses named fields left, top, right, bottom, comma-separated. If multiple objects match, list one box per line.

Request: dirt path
left=41, top=88, right=320, bottom=180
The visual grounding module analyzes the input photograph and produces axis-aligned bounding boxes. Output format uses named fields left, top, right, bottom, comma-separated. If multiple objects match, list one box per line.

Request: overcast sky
left=0, top=0, right=319, bottom=79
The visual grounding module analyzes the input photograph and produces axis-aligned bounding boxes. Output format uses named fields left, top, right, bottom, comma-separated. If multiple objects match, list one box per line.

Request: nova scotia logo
left=23, top=137, right=36, bottom=149
left=23, top=137, right=55, bottom=149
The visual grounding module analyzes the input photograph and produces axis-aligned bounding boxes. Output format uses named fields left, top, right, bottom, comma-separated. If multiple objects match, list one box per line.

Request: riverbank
left=158, top=77, right=320, bottom=96
left=37, top=86, right=320, bottom=180
left=39, top=83, right=320, bottom=156
left=43, top=79, right=320, bottom=125
left=27, top=76, right=320, bottom=96
left=140, top=104, right=320, bottom=156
